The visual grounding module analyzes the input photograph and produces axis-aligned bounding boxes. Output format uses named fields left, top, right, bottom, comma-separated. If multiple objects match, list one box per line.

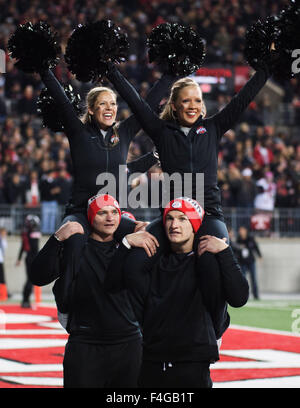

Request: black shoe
left=21, top=301, right=31, bottom=308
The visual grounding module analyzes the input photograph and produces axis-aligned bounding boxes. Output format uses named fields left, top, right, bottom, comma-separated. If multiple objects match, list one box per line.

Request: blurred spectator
left=55, top=166, right=72, bottom=205
left=0, top=227, right=8, bottom=301
left=237, top=225, right=262, bottom=300
left=25, top=170, right=40, bottom=207
left=39, top=169, right=60, bottom=234
left=226, top=164, right=242, bottom=205
left=17, top=85, right=37, bottom=116
left=0, top=86, right=7, bottom=124
left=254, top=171, right=277, bottom=212
left=4, top=173, right=26, bottom=204
left=220, top=130, right=237, bottom=165
left=16, top=215, right=41, bottom=308
left=253, top=137, right=274, bottom=167
left=236, top=168, right=257, bottom=207
left=275, top=172, right=296, bottom=208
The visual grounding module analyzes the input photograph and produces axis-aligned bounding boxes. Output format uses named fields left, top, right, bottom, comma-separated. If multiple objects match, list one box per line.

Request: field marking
left=212, top=349, right=300, bottom=369
left=0, top=358, right=62, bottom=373
left=229, top=324, right=300, bottom=337
left=1, top=329, right=66, bottom=335
left=0, top=338, right=67, bottom=350
left=0, top=376, right=63, bottom=386
left=213, top=375, right=300, bottom=388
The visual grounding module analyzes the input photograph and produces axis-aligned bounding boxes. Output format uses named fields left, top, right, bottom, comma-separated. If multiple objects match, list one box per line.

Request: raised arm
left=40, top=69, right=84, bottom=136
left=106, top=64, right=166, bottom=147
left=29, top=235, right=63, bottom=286
left=118, top=73, right=175, bottom=141
left=211, top=67, right=270, bottom=138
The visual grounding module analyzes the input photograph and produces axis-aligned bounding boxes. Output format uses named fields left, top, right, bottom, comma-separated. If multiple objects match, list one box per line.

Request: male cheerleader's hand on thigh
left=197, top=235, right=228, bottom=257
left=54, top=221, right=84, bottom=242
left=125, top=231, right=159, bottom=258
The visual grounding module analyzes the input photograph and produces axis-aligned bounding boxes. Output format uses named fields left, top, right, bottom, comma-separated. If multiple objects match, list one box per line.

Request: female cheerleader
left=105, top=58, right=275, bottom=245
left=34, top=68, right=175, bottom=311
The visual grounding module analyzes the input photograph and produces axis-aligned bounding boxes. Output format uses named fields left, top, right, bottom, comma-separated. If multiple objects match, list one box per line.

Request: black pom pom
left=244, top=18, right=280, bottom=71
left=37, top=85, right=82, bottom=132
left=147, top=23, right=206, bottom=76
left=272, top=2, right=300, bottom=79
left=65, top=20, right=129, bottom=82
left=7, top=21, right=61, bottom=73
left=245, top=2, right=300, bottom=79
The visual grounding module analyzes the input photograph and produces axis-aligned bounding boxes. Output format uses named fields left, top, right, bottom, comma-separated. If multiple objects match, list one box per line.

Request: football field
left=0, top=296, right=300, bottom=388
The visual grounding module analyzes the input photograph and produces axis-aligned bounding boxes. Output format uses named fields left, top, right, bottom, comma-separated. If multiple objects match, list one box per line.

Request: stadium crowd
left=1, top=0, right=300, bottom=215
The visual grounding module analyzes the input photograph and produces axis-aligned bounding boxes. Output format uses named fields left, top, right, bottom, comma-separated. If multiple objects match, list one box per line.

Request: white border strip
left=229, top=324, right=300, bottom=337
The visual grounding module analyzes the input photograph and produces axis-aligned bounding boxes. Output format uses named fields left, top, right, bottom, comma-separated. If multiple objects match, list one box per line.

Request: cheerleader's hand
left=54, top=221, right=84, bottom=242
left=125, top=231, right=159, bottom=257
left=197, top=235, right=228, bottom=256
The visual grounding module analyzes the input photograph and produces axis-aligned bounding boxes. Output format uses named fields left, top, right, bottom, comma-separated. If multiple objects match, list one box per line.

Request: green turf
left=228, top=300, right=300, bottom=333
left=2, top=297, right=300, bottom=334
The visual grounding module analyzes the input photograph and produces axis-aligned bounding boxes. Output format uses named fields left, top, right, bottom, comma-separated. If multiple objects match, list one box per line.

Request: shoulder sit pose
left=30, top=193, right=159, bottom=388
left=34, top=66, right=175, bottom=311
left=105, top=196, right=249, bottom=388
left=105, top=59, right=273, bottom=244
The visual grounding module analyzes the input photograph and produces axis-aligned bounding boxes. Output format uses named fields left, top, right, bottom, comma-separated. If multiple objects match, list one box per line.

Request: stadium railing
left=0, top=204, right=300, bottom=237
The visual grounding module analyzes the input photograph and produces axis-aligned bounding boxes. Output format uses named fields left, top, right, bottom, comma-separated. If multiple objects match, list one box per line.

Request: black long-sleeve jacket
left=107, top=65, right=270, bottom=216
left=40, top=69, right=174, bottom=213
left=104, top=244, right=249, bottom=363
left=68, top=238, right=141, bottom=343
left=29, top=235, right=141, bottom=343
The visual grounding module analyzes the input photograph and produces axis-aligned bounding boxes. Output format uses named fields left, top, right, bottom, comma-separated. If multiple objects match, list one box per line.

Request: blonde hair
left=81, top=86, right=117, bottom=124
left=160, top=77, right=207, bottom=121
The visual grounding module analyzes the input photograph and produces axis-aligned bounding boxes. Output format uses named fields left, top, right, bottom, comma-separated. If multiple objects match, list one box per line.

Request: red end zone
left=212, top=325, right=300, bottom=386
left=0, top=304, right=300, bottom=388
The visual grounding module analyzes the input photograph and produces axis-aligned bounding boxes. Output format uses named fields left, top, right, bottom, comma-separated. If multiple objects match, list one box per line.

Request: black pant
left=0, top=263, right=5, bottom=284
left=138, top=360, right=213, bottom=388
left=22, top=255, right=34, bottom=303
left=63, top=338, right=142, bottom=388
left=241, top=261, right=259, bottom=299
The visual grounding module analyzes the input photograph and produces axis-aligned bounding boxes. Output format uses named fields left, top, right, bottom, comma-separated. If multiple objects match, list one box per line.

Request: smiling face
left=164, top=210, right=194, bottom=253
left=91, top=205, right=120, bottom=241
left=89, top=91, right=117, bottom=130
left=171, top=85, right=203, bottom=127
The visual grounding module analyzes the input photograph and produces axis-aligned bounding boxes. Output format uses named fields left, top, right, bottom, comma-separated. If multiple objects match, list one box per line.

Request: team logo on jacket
left=109, top=134, right=120, bottom=146
left=196, top=126, right=207, bottom=134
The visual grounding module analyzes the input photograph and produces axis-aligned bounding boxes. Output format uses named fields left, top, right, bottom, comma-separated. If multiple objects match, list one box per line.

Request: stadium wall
left=2, top=236, right=300, bottom=297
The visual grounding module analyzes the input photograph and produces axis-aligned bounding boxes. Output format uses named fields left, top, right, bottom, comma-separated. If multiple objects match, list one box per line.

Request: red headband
left=163, top=197, right=205, bottom=233
left=87, top=194, right=121, bottom=226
